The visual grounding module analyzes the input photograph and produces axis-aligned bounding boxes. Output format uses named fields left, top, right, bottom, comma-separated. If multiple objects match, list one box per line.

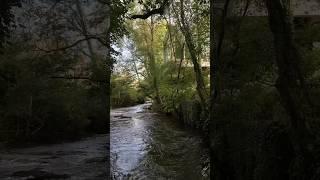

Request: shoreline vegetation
left=1, top=0, right=320, bottom=179
left=0, top=0, right=117, bottom=147
left=0, top=45, right=108, bottom=145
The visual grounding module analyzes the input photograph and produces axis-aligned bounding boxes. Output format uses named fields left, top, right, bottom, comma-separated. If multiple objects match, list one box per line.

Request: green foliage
left=208, top=15, right=320, bottom=179
left=111, top=73, right=144, bottom=108
left=126, top=18, right=203, bottom=113
left=157, top=62, right=197, bottom=112
left=109, top=0, right=129, bottom=43
left=0, top=44, right=107, bottom=143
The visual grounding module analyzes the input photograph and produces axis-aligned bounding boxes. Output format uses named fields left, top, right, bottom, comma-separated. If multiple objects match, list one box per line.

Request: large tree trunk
left=149, top=17, right=162, bottom=105
left=265, top=0, right=314, bottom=179
left=106, top=46, right=111, bottom=129
left=178, top=0, right=208, bottom=111
left=105, top=3, right=111, bottom=179
left=209, top=0, right=235, bottom=179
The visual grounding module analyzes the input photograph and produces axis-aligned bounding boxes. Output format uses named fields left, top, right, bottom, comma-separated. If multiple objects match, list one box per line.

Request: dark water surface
left=0, top=134, right=108, bottom=179
left=111, top=104, right=209, bottom=180
left=0, top=104, right=209, bottom=179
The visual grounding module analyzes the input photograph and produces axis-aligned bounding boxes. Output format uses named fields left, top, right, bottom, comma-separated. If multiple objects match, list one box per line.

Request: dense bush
left=0, top=44, right=107, bottom=144
left=157, top=62, right=199, bottom=113
left=208, top=17, right=320, bottom=180
left=111, top=73, right=144, bottom=108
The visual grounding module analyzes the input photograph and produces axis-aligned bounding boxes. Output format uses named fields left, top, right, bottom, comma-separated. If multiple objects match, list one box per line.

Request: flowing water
left=0, top=134, right=108, bottom=179
left=111, top=104, right=209, bottom=180
left=0, top=104, right=209, bottom=179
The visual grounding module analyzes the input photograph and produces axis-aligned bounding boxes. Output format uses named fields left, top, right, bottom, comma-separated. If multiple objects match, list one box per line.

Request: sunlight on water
left=111, top=104, right=209, bottom=179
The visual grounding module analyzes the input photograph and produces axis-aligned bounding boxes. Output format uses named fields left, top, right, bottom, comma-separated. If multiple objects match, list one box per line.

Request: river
left=0, top=134, right=108, bottom=179
left=111, top=103, right=209, bottom=179
left=0, top=104, right=209, bottom=179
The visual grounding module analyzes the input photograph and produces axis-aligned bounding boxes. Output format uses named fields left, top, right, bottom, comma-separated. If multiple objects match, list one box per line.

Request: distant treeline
left=111, top=74, right=145, bottom=108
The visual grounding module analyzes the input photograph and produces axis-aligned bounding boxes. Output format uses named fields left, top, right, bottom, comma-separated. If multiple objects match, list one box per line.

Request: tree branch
left=131, top=8, right=164, bottom=19
left=34, top=36, right=106, bottom=53
left=130, top=0, right=169, bottom=19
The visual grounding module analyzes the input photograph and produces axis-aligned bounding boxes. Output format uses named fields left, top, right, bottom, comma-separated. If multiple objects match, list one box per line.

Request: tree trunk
left=209, top=0, right=235, bottom=179
left=265, top=0, right=314, bottom=179
left=106, top=3, right=111, bottom=179
left=149, top=17, right=162, bottom=105
left=178, top=0, right=208, bottom=111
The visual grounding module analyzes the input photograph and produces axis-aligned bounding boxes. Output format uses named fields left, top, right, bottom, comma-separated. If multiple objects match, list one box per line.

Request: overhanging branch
left=130, top=0, right=169, bottom=19
left=131, top=7, right=164, bottom=19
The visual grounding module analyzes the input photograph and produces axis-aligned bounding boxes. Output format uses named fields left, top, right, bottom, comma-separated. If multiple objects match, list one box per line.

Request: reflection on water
left=111, top=104, right=209, bottom=180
